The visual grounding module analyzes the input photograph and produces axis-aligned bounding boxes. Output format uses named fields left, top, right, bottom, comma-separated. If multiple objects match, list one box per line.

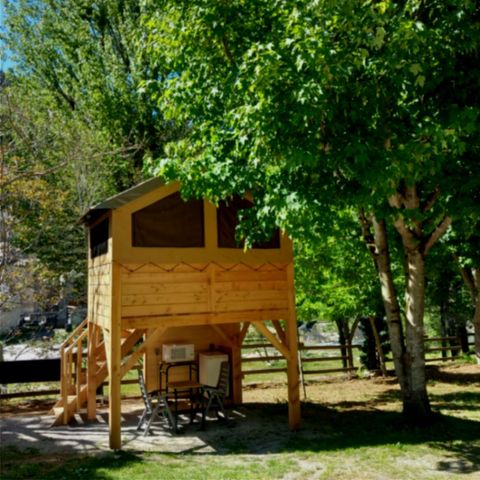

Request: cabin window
left=132, top=192, right=205, bottom=247
left=90, top=218, right=109, bottom=258
left=217, top=197, right=281, bottom=249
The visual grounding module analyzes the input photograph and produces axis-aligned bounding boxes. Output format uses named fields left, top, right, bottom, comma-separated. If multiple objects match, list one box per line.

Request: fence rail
left=241, top=342, right=361, bottom=378
left=0, top=333, right=475, bottom=401
left=242, top=333, right=475, bottom=380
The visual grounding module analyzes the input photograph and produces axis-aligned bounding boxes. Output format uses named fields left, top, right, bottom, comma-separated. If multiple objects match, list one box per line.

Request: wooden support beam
left=232, top=338, right=243, bottom=404
left=121, top=329, right=146, bottom=357
left=120, top=326, right=167, bottom=378
left=109, top=262, right=122, bottom=450
left=145, top=328, right=158, bottom=391
left=86, top=322, right=97, bottom=421
left=253, top=321, right=291, bottom=360
left=122, top=309, right=289, bottom=329
left=286, top=263, right=301, bottom=430
left=272, top=320, right=287, bottom=344
left=211, top=324, right=236, bottom=349
left=238, top=322, right=251, bottom=346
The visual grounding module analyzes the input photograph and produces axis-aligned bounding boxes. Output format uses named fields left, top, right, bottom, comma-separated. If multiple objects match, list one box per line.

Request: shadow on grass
left=429, top=391, right=480, bottom=412
left=2, top=399, right=479, bottom=479
left=426, top=365, right=480, bottom=384
left=1, top=446, right=143, bottom=480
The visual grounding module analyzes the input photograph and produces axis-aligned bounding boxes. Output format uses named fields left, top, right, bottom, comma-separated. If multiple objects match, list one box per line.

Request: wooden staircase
left=51, top=320, right=146, bottom=427
left=51, top=319, right=103, bottom=426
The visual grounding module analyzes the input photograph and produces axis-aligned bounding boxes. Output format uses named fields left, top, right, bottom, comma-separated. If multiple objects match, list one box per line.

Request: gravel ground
left=1, top=364, right=479, bottom=456
left=0, top=397, right=294, bottom=455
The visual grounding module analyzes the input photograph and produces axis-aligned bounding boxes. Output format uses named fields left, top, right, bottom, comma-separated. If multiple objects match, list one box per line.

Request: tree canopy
left=143, top=0, right=480, bottom=418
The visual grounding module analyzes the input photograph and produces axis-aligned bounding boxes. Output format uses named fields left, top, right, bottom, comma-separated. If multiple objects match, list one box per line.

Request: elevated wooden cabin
left=54, top=178, right=300, bottom=449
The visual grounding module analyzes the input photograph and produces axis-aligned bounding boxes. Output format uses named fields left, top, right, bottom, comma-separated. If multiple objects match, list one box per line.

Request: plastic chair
left=203, top=361, right=230, bottom=421
left=136, top=368, right=174, bottom=435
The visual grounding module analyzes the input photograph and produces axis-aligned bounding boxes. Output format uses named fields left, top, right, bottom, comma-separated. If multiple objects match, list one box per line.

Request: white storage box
left=162, top=344, right=195, bottom=363
left=199, top=352, right=229, bottom=390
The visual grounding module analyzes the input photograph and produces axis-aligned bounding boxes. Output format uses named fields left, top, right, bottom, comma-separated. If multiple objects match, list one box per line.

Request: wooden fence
left=0, top=357, right=137, bottom=400
left=241, top=342, right=361, bottom=379
left=0, top=332, right=476, bottom=400
left=241, top=332, right=476, bottom=380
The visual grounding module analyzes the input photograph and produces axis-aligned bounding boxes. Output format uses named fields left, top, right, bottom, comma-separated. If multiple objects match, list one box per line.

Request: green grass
left=2, top=406, right=479, bottom=480
left=0, top=447, right=296, bottom=480
left=2, top=363, right=479, bottom=480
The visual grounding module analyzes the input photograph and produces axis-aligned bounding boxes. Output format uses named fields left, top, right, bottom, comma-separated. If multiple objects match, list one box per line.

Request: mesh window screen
left=90, top=218, right=109, bottom=258
left=132, top=192, right=205, bottom=247
left=217, top=197, right=280, bottom=249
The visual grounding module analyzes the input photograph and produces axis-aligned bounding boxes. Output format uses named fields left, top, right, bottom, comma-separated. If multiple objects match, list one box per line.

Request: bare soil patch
left=1, top=363, right=478, bottom=456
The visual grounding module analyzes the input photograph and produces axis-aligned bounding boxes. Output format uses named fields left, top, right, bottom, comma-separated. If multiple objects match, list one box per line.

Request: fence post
left=347, top=318, right=360, bottom=377
left=298, top=344, right=307, bottom=400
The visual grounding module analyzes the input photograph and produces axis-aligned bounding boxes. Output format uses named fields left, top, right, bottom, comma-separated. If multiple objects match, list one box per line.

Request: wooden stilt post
left=232, top=327, right=243, bottom=404
left=86, top=322, right=97, bottom=421
left=109, top=262, right=122, bottom=450
left=144, top=328, right=156, bottom=391
left=286, top=263, right=301, bottom=430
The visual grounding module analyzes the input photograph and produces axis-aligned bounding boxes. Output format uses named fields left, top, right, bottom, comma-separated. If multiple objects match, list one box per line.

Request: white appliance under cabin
left=199, top=351, right=229, bottom=392
left=162, top=343, right=195, bottom=363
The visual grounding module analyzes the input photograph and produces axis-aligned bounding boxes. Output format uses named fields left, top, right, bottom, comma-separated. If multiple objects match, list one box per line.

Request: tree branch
left=454, top=255, right=477, bottom=301
left=358, top=209, right=377, bottom=260
left=424, top=216, right=452, bottom=255
left=421, top=187, right=440, bottom=213
left=388, top=192, right=404, bottom=209
left=221, top=35, right=237, bottom=68
left=0, top=161, right=67, bottom=189
left=393, top=216, right=418, bottom=252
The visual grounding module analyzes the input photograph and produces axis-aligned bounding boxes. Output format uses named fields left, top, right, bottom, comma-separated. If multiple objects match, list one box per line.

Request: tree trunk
left=402, top=250, right=431, bottom=420
left=440, top=297, right=448, bottom=359
left=360, top=200, right=446, bottom=423
left=335, top=319, right=348, bottom=368
left=370, top=218, right=407, bottom=391
left=456, top=263, right=480, bottom=364
left=474, top=270, right=480, bottom=364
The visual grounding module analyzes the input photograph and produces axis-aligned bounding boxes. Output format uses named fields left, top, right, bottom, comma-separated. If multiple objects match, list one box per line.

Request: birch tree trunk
left=389, top=184, right=451, bottom=421
left=402, top=250, right=431, bottom=419
left=371, top=218, right=407, bottom=391
left=359, top=213, right=407, bottom=391
left=360, top=182, right=451, bottom=423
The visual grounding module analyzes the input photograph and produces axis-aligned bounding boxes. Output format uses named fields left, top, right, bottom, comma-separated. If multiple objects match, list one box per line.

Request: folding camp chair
left=136, top=368, right=174, bottom=435
left=203, top=361, right=230, bottom=422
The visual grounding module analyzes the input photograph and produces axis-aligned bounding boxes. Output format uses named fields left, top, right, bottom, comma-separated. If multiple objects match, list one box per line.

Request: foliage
left=0, top=78, right=119, bottom=307
left=294, top=209, right=384, bottom=323
left=1, top=0, right=184, bottom=183
left=143, top=0, right=480, bottom=415
left=425, top=239, right=472, bottom=336
left=358, top=316, right=391, bottom=371
left=145, top=0, right=479, bottom=240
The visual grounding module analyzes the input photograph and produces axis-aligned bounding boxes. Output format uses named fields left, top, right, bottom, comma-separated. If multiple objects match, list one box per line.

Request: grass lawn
left=1, top=362, right=479, bottom=480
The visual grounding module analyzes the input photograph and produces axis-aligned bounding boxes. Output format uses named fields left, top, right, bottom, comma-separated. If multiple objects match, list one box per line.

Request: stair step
left=73, top=413, right=85, bottom=425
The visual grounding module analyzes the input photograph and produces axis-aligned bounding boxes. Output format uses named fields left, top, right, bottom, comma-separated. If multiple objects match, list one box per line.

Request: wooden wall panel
left=88, top=262, right=112, bottom=327
left=117, top=262, right=288, bottom=321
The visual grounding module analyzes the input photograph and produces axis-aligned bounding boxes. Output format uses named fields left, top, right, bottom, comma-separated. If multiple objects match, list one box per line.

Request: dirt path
left=1, top=364, right=478, bottom=456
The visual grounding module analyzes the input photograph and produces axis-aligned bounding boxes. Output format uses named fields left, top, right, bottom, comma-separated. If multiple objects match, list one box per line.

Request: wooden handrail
left=59, top=317, right=88, bottom=424
left=59, top=318, right=88, bottom=350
